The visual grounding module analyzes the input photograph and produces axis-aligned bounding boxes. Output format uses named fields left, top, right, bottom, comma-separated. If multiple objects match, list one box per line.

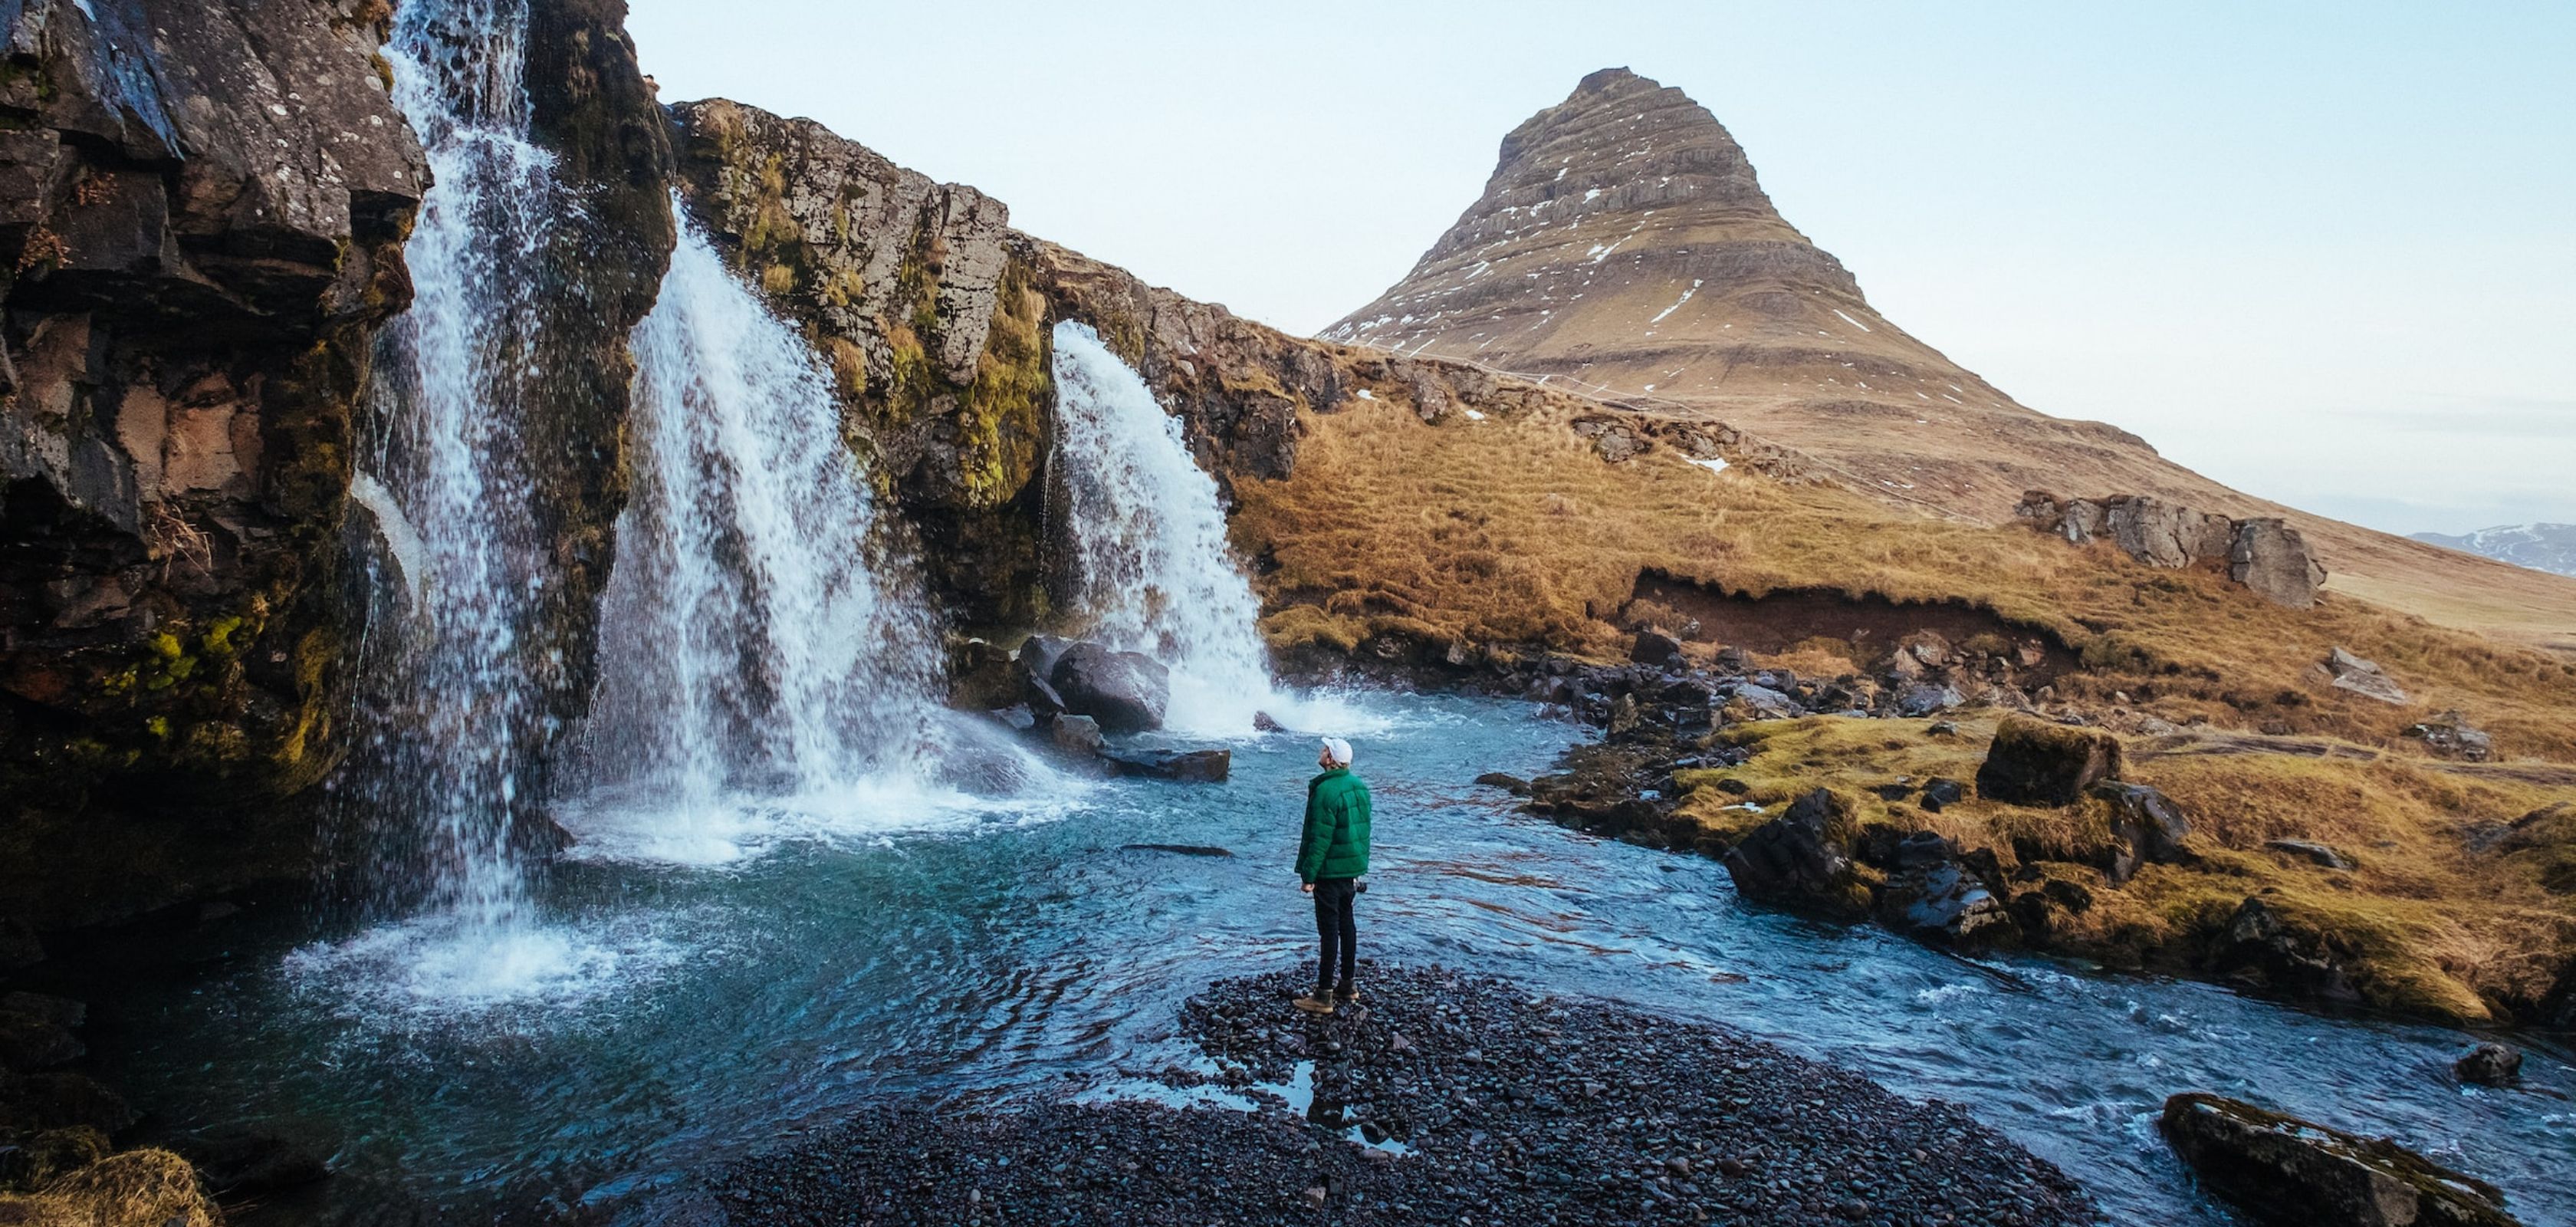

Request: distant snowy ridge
left=2410, top=523, right=2576, bottom=577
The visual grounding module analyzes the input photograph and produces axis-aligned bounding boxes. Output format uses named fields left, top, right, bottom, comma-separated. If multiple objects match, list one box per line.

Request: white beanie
left=1321, top=736, right=1354, bottom=767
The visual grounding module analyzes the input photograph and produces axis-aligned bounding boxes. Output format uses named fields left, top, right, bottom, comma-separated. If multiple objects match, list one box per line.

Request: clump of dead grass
left=0, top=1150, right=219, bottom=1227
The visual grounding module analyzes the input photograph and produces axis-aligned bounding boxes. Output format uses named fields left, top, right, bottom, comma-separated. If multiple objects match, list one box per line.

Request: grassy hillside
left=1235, top=394, right=2576, bottom=762
left=1669, top=714, right=2576, bottom=1022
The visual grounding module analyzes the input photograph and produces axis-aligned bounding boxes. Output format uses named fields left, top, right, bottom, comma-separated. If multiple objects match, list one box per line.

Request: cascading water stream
left=342, top=0, right=557, bottom=930
left=301, top=0, right=636, bottom=1007
left=1050, top=322, right=1344, bottom=735
left=563, top=216, right=1051, bottom=866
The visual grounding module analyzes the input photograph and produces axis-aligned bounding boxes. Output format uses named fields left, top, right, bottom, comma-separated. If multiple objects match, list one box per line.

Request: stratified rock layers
left=0, top=0, right=426, bottom=926
left=0, top=0, right=675, bottom=929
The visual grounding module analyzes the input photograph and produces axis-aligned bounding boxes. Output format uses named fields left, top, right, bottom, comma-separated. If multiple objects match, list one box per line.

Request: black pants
left=1313, top=877, right=1358, bottom=995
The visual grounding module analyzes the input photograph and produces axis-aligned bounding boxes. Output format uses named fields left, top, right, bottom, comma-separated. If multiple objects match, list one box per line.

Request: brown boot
left=1335, top=984, right=1360, bottom=1004
left=1292, top=994, right=1336, bottom=1015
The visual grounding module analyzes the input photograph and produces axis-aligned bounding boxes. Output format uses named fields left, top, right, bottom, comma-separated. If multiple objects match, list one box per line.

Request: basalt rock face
left=668, top=97, right=1758, bottom=635
left=0, top=0, right=426, bottom=929
left=2016, top=490, right=2326, bottom=608
left=667, top=97, right=1046, bottom=627
left=0, top=0, right=675, bottom=930
left=511, top=0, right=677, bottom=725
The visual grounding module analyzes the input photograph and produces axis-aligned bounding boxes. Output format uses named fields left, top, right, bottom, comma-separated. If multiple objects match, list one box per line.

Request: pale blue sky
left=625, top=2, right=2575, bottom=536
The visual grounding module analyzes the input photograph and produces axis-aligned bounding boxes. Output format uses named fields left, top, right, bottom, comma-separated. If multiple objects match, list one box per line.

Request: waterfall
left=294, top=0, right=617, bottom=1006
left=1049, top=322, right=1309, bottom=735
left=561, top=216, right=1046, bottom=865
left=341, top=0, right=557, bottom=926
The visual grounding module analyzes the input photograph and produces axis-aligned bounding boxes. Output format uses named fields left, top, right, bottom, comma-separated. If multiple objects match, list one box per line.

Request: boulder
left=13, top=1072, right=136, bottom=1135
left=2158, top=1093, right=2519, bottom=1227
left=1894, top=683, right=1963, bottom=718
left=1050, top=643, right=1171, bottom=734
left=945, top=638, right=1020, bottom=710
left=2219, top=896, right=2361, bottom=1005
left=2266, top=839, right=2356, bottom=871
left=2323, top=648, right=2407, bottom=705
left=2231, top=518, right=2328, bottom=610
left=2453, top=1043, right=2521, bottom=1087
left=1921, top=778, right=1966, bottom=811
left=2404, top=712, right=2493, bottom=762
left=0, top=1008, right=82, bottom=1072
left=0, top=1126, right=107, bottom=1191
left=1474, top=772, right=1533, bottom=796
left=0, top=920, right=40, bottom=972
left=1099, top=748, right=1231, bottom=783
left=1725, top=683, right=1800, bottom=722
left=1975, top=716, right=2123, bottom=806
left=1628, top=628, right=1684, bottom=668
left=1720, top=790, right=1870, bottom=921
left=2089, top=782, right=2193, bottom=883
left=1871, top=834, right=2011, bottom=946
left=1050, top=715, right=1105, bottom=756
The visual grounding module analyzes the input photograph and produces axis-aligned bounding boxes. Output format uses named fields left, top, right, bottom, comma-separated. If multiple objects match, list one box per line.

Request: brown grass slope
left=1235, top=395, right=2576, bottom=763
left=1668, top=715, right=2576, bottom=1022
left=1321, top=68, right=2576, bottom=652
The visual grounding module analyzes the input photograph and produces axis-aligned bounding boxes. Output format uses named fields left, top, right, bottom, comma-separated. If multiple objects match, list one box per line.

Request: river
left=44, top=691, right=2576, bottom=1225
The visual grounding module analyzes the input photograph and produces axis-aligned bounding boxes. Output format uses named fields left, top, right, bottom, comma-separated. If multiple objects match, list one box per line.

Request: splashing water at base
left=1050, top=322, right=1367, bottom=737
left=561, top=215, right=1066, bottom=868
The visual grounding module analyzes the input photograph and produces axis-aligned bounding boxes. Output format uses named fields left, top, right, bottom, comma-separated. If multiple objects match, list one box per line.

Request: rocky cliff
left=0, top=0, right=426, bottom=928
left=1325, top=67, right=2576, bottom=653
left=663, top=98, right=1783, bottom=633
left=0, top=0, right=672, bottom=929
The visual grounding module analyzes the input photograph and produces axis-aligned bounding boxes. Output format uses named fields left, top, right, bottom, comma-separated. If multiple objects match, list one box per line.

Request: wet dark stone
left=2159, top=1092, right=2517, bottom=1227
left=2454, top=1043, right=2522, bottom=1087
left=1099, top=748, right=1231, bottom=783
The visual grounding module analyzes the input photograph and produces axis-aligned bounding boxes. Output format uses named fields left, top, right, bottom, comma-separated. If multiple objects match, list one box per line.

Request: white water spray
left=1049, top=322, right=1357, bottom=735
left=304, top=0, right=615, bottom=1005
left=563, top=218, right=1056, bottom=866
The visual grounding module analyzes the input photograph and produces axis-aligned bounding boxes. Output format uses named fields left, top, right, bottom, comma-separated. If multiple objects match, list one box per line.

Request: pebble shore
left=700, top=965, right=2098, bottom=1226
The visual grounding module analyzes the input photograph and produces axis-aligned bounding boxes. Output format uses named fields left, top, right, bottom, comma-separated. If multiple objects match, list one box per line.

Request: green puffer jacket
left=1296, top=767, right=1372, bottom=883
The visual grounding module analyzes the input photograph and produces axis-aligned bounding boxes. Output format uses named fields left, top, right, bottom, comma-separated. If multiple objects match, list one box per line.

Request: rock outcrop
left=1975, top=716, right=2122, bottom=806
left=0, top=0, right=426, bottom=929
left=668, top=97, right=1046, bottom=626
left=2159, top=1092, right=2520, bottom=1227
left=2, top=0, right=675, bottom=929
left=2016, top=491, right=2326, bottom=608
left=1720, top=789, right=1870, bottom=921
left=1047, top=642, right=1168, bottom=734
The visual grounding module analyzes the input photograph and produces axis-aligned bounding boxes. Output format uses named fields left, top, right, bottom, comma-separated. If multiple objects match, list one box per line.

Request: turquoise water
left=58, top=693, right=2576, bottom=1224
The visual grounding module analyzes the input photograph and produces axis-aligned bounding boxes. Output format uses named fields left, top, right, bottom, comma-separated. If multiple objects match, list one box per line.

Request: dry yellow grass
left=1666, top=713, right=2576, bottom=1021
left=0, top=1150, right=219, bottom=1227
left=1233, top=399, right=2576, bottom=761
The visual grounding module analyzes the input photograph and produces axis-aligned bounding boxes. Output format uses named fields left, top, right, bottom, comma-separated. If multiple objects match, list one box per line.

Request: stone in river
left=1051, top=714, right=1105, bottom=755
left=2159, top=1092, right=2519, bottom=1227
left=1050, top=642, right=1172, bottom=733
left=2453, top=1043, right=2521, bottom=1087
left=1099, top=748, right=1230, bottom=783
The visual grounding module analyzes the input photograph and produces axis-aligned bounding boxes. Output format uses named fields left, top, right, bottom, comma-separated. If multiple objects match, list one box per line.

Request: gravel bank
left=698, top=965, right=2098, bottom=1225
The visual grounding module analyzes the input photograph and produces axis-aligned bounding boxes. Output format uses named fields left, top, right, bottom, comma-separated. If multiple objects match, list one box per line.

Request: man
left=1293, top=735, right=1372, bottom=1015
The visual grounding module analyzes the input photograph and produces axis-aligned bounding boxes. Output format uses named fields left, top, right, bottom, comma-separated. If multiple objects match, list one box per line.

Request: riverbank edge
left=1268, top=646, right=2576, bottom=1033
left=667, top=963, right=2102, bottom=1227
